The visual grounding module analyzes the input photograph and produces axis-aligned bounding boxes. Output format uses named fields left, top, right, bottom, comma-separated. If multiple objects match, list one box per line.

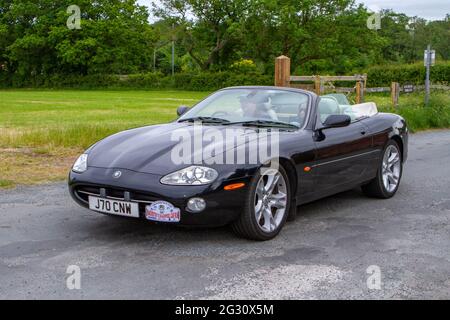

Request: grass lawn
left=362, top=92, right=450, bottom=131
left=0, top=90, right=210, bottom=188
left=0, top=89, right=448, bottom=188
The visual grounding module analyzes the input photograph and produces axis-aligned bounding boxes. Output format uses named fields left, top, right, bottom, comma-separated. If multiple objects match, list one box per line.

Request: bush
left=229, top=59, right=258, bottom=73
left=0, top=71, right=273, bottom=91
left=0, top=72, right=123, bottom=89
left=366, top=62, right=450, bottom=87
left=372, top=92, right=450, bottom=132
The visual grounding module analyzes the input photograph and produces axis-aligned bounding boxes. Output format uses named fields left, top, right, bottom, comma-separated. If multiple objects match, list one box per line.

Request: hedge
left=1, top=62, right=448, bottom=90
left=0, top=71, right=273, bottom=91
left=365, top=62, right=450, bottom=87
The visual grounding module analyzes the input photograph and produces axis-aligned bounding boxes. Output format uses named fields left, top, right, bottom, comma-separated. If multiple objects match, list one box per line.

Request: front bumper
left=68, top=167, right=251, bottom=227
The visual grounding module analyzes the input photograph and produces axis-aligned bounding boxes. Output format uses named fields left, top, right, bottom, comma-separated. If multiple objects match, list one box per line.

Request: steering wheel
left=212, top=111, right=230, bottom=118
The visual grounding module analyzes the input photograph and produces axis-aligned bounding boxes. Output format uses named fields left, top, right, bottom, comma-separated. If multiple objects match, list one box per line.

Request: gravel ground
left=0, top=130, right=449, bottom=299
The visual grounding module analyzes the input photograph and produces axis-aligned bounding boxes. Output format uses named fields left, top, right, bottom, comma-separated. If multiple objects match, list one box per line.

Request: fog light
left=187, top=198, right=206, bottom=213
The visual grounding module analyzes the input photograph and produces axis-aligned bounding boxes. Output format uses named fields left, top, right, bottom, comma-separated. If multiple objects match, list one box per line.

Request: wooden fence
left=274, top=55, right=449, bottom=107
left=274, top=55, right=366, bottom=103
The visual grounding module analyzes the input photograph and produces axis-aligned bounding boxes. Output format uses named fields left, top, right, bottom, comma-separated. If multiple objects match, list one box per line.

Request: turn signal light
left=224, top=183, right=246, bottom=191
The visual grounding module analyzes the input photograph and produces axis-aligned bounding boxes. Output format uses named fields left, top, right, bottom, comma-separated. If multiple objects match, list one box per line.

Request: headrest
left=240, top=93, right=269, bottom=104
left=240, top=93, right=272, bottom=110
left=318, top=98, right=339, bottom=114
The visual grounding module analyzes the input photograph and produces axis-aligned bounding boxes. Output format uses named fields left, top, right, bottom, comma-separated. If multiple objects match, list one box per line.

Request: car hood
left=87, top=122, right=280, bottom=175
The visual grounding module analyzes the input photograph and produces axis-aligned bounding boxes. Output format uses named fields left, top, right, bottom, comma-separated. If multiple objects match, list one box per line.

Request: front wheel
left=362, top=140, right=403, bottom=199
left=231, top=166, right=291, bottom=241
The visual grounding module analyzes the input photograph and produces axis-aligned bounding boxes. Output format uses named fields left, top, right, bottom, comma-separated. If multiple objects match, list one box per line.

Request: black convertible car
left=69, top=87, right=408, bottom=240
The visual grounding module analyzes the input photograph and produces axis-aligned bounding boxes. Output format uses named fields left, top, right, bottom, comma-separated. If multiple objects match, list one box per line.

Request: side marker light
left=224, top=183, right=246, bottom=191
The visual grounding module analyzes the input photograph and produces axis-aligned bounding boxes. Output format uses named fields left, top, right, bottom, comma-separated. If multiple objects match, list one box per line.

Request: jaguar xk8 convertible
left=69, top=86, right=408, bottom=240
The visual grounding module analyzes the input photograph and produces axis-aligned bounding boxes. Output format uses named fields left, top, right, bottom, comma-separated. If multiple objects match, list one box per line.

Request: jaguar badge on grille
left=113, top=171, right=122, bottom=179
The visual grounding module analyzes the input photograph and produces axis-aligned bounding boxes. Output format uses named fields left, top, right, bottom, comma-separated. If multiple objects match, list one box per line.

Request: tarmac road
left=0, top=130, right=449, bottom=299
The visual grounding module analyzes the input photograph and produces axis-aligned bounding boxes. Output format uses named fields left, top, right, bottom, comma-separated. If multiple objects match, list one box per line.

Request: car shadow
left=75, top=187, right=367, bottom=243
left=295, top=187, right=367, bottom=219
left=79, top=212, right=235, bottom=242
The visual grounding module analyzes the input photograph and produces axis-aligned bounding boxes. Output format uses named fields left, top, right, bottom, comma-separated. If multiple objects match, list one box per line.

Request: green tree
left=242, top=0, right=386, bottom=74
left=0, top=0, right=158, bottom=79
left=154, top=0, right=249, bottom=70
left=415, top=14, right=450, bottom=60
left=376, top=11, right=449, bottom=63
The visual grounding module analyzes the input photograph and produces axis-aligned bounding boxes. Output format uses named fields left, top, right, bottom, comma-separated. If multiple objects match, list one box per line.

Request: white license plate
left=88, top=196, right=139, bottom=218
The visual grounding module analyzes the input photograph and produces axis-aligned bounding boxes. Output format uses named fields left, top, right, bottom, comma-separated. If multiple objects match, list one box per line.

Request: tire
left=231, top=165, right=291, bottom=241
left=362, top=140, right=403, bottom=199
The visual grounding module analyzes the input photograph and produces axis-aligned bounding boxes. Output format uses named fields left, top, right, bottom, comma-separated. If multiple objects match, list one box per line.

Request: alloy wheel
left=254, top=169, right=288, bottom=233
left=382, top=145, right=401, bottom=193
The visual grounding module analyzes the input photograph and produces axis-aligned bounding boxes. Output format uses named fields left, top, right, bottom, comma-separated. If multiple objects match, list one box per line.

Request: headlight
left=72, top=154, right=88, bottom=173
left=160, top=166, right=218, bottom=185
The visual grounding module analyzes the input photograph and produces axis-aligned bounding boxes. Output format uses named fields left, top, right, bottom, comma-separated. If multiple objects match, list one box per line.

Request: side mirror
left=177, top=106, right=190, bottom=117
left=323, top=114, right=351, bottom=129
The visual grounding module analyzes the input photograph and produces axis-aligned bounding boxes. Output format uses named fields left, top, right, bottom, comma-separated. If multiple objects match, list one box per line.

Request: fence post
left=274, top=56, right=291, bottom=87
left=314, top=75, right=321, bottom=95
left=391, top=82, right=400, bottom=108
left=356, top=81, right=362, bottom=104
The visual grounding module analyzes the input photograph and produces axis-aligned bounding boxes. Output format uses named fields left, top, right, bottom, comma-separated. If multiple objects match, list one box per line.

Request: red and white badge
left=145, top=201, right=181, bottom=223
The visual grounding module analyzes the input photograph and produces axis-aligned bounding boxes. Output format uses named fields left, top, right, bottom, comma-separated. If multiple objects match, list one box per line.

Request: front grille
left=74, top=185, right=159, bottom=214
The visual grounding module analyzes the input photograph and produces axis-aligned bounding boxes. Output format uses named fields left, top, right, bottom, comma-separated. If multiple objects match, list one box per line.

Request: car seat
left=318, top=97, right=340, bottom=123
left=263, top=97, right=278, bottom=120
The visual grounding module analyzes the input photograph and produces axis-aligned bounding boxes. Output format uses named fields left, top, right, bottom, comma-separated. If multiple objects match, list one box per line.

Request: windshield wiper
left=226, top=120, right=299, bottom=129
left=178, top=116, right=230, bottom=124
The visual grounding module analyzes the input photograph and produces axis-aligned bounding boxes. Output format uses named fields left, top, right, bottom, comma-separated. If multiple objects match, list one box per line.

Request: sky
left=138, top=0, right=450, bottom=21
left=355, top=0, right=449, bottom=20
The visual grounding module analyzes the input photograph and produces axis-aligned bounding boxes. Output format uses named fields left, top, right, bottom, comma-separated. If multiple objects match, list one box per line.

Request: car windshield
left=178, top=88, right=309, bottom=128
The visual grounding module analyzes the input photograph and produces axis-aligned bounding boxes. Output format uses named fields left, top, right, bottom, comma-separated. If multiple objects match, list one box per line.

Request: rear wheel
left=231, top=166, right=291, bottom=241
left=362, top=140, right=403, bottom=199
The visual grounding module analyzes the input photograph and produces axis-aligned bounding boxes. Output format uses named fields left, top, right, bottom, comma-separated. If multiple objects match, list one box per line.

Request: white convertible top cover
left=346, top=102, right=378, bottom=119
